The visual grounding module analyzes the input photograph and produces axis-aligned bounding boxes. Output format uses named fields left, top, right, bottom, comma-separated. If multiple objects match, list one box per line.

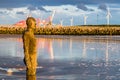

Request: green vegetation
left=0, top=25, right=120, bottom=35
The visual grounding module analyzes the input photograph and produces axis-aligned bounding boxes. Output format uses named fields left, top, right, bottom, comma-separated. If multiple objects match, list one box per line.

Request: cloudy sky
left=0, top=0, right=120, bottom=26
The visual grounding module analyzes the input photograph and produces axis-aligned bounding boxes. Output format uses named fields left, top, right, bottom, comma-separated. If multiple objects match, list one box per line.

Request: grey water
left=0, top=35, right=120, bottom=80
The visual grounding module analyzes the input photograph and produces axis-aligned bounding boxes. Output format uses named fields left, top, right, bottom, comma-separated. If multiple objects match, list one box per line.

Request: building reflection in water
left=50, top=41, right=54, bottom=60
left=37, top=38, right=54, bottom=60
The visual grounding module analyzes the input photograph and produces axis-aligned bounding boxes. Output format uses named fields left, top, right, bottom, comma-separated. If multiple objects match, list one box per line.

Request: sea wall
left=0, top=25, right=120, bottom=35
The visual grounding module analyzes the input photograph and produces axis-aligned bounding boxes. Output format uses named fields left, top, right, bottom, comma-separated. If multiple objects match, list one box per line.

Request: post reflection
left=49, top=41, right=54, bottom=60
left=69, top=38, right=72, bottom=56
left=105, top=39, right=109, bottom=65
left=82, top=39, right=86, bottom=59
left=26, top=75, right=36, bottom=80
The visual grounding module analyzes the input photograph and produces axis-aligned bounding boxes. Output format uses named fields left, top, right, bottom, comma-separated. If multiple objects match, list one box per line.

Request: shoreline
left=0, top=34, right=22, bottom=38
left=0, top=33, right=120, bottom=38
left=0, top=34, right=120, bottom=43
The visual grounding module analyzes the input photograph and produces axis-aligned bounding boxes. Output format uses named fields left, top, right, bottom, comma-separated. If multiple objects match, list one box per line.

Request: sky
left=0, top=0, right=120, bottom=26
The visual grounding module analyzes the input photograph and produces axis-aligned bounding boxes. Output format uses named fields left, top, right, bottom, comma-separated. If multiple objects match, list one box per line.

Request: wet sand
left=0, top=56, right=120, bottom=80
left=0, top=34, right=120, bottom=80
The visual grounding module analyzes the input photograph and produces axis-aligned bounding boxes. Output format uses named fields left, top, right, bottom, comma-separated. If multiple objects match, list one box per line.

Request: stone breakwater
left=0, top=25, right=120, bottom=35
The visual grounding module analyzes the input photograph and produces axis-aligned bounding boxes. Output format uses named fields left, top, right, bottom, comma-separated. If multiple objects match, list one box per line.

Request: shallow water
left=0, top=35, right=120, bottom=80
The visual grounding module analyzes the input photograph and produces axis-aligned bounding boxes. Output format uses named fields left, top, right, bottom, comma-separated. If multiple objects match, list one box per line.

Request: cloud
left=6, top=8, right=13, bottom=11
left=76, top=3, right=94, bottom=11
left=0, top=0, right=27, bottom=8
left=64, top=8, right=69, bottom=11
left=98, top=4, right=107, bottom=11
left=27, top=5, right=48, bottom=12
left=37, top=6, right=48, bottom=12
left=77, top=3, right=88, bottom=11
left=0, top=11, right=4, bottom=14
left=0, top=10, right=10, bottom=15
left=0, top=0, right=120, bottom=9
left=16, top=11, right=25, bottom=15
left=0, top=0, right=120, bottom=25
left=38, top=0, right=118, bottom=6
left=27, top=5, right=37, bottom=11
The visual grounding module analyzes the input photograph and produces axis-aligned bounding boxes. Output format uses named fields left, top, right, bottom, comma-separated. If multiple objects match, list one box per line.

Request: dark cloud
left=34, top=0, right=120, bottom=6
left=38, top=0, right=105, bottom=6
left=16, top=11, right=25, bottom=15
left=77, top=3, right=94, bottom=11
left=0, top=0, right=27, bottom=8
left=77, top=3, right=88, bottom=11
left=37, top=6, right=47, bottom=12
left=89, top=9, right=94, bottom=11
left=27, top=5, right=37, bottom=11
left=98, top=4, right=107, bottom=11
left=0, top=11, right=8, bottom=15
left=0, top=0, right=120, bottom=9
left=6, top=8, right=13, bottom=11
left=64, top=8, right=69, bottom=11
left=0, top=0, right=119, bottom=13
left=27, top=5, right=48, bottom=12
left=0, top=11, right=4, bottom=14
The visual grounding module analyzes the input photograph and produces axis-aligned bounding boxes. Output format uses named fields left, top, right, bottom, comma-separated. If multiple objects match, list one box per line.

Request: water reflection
left=0, top=35, right=120, bottom=80
left=0, top=36, right=120, bottom=62
left=106, top=40, right=109, bottom=65
left=0, top=37, right=24, bottom=57
left=82, top=39, right=86, bottom=59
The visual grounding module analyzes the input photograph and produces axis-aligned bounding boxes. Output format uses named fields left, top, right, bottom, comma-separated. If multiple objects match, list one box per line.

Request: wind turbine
left=106, top=7, right=112, bottom=25
left=70, top=17, right=73, bottom=26
left=97, top=13, right=99, bottom=25
left=27, top=11, right=32, bottom=18
left=60, top=19, right=63, bottom=26
left=83, top=15, right=88, bottom=25
left=50, top=10, right=56, bottom=23
left=26, top=13, right=31, bottom=18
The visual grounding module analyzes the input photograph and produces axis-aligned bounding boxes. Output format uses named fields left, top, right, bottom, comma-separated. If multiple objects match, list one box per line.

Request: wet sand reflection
left=0, top=36, right=120, bottom=80
left=26, top=75, right=36, bottom=80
